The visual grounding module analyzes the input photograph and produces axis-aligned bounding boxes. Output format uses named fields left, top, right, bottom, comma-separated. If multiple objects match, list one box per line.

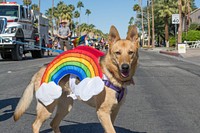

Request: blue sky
left=6, top=0, right=200, bottom=38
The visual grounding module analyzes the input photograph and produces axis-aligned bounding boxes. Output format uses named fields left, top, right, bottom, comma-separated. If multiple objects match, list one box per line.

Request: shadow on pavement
left=41, top=123, right=146, bottom=133
left=0, top=98, right=20, bottom=121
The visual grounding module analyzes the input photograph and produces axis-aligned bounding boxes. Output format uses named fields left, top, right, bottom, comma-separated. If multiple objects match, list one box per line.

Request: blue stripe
left=51, top=66, right=87, bottom=84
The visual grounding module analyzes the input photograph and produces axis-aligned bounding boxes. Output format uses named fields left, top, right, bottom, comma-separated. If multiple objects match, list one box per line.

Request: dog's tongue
left=121, top=71, right=129, bottom=78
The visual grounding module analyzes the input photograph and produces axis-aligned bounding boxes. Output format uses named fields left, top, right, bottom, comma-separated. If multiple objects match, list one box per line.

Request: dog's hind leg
left=32, top=100, right=57, bottom=133
left=50, top=91, right=74, bottom=133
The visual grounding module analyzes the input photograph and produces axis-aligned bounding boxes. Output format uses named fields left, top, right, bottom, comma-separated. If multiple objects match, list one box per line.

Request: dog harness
left=103, top=79, right=125, bottom=103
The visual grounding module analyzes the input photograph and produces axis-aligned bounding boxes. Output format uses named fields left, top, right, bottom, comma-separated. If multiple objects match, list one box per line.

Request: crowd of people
left=46, top=19, right=108, bottom=55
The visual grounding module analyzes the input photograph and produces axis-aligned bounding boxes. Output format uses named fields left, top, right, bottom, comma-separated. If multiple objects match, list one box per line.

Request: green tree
left=45, top=1, right=73, bottom=31
left=133, top=4, right=140, bottom=11
left=74, top=10, right=80, bottom=23
left=74, top=10, right=80, bottom=36
left=77, top=1, right=84, bottom=24
left=68, top=4, right=75, bottom=12
left=129, top=17, right=134, bottom=25
left=23, top=0, right=32, bottom=7
left=154, top=0, right=178, bottom=47
left=133, top=0, right=145, bottom=47
left=31, top=4, right=39, bottom=11
left=85, top=9, right=91, bottom=24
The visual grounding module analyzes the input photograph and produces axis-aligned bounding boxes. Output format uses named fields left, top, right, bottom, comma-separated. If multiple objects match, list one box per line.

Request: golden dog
left=13, top=25, right=139, bottom=133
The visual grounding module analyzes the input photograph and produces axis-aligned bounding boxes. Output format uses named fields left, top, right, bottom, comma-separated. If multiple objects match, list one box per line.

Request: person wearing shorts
left=57, top=20, right=71, bottom=51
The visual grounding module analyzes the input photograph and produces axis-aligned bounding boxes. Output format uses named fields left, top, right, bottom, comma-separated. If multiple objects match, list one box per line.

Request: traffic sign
left=172, top=14, right=179, bottom=24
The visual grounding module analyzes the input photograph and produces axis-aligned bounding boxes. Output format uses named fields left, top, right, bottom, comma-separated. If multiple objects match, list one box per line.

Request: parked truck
left=0, top=2, right=49, bottom=60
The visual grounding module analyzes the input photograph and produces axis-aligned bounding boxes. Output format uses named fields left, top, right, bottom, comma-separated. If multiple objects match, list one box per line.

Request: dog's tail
left=13, top=73, right=37, bottom=121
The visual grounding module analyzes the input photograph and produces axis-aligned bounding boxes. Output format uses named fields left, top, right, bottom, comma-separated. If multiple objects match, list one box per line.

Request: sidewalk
left=144, top=47, right=200, bottom=66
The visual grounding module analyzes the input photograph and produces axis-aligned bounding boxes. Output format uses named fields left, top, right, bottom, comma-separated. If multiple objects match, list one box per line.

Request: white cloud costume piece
left=35, top=46, right=105, bottom=106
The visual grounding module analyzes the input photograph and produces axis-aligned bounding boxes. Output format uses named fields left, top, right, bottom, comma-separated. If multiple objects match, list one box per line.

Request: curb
left=159, top=50, right=182, bottom=57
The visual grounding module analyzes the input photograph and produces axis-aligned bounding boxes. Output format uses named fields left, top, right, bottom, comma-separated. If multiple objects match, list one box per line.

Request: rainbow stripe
left=41, top=46, right=104, bottom=85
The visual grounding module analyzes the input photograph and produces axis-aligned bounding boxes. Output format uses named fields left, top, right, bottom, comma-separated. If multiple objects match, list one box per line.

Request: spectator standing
left=56, top=20, right=71, bottom=51
left=85, top=35, right=90, bottom=46
left=99, top=37, right=105, bottom=50
left=47, top=32, right=53, bottom=56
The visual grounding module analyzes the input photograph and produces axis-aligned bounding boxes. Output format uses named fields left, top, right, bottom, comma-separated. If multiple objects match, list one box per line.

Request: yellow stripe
left=44, top=57, right=95, bottom=82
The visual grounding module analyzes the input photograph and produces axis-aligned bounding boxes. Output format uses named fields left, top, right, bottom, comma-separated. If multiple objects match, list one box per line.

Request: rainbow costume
left=36, top=46, right=105, bottom=106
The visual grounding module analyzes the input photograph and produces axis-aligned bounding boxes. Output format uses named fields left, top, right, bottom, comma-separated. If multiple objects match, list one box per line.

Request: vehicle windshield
left=0, top=18, right=6, bottom=33
left=0, top=5, right=18, bottom=17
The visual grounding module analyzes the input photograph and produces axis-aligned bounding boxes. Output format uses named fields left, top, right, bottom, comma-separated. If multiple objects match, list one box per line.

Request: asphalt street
left=0, top=49, right=200, bottom=133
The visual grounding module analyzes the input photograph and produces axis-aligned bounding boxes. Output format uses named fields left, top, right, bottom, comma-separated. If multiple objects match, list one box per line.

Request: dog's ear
left=108, top=25, right=120, bottom=45
left=126, top=25, right=138, bottom=42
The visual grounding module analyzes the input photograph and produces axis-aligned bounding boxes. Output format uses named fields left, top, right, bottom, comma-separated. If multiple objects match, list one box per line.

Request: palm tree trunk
left=87, top=16, right=89, bottom=25
left=139, top=0, right=145, bottom=47
left=165, top=17, right=169, bottom=47
left=38, top=0, right=40, bottom=12
left=178, top=0, right=182, bottom=44
left=51, top=0, right=54, bottom=35
left=187, top=0, right=190, bottom=32
left=151, top=0, right=155, bottom=48
left=147, top=2, right=150, bottom=48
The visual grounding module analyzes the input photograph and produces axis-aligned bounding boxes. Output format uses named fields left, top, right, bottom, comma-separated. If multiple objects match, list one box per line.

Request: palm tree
left=51, top=0, right=54, bottom=35
left=68, top=4, right=75, bottom=12
left=45, top=2, right=73, bottom=31
left=38, top=0, right=40, bottom=12
left=129, top=17, right=134, bottom=25
left=74, top=10, right=80, bottom=36
left=133, top=4, right=140, bottom=29
left=133, top=1, right=144, bottom=47
left=77, top=1, right=84, bottom=25
left=140, top=0, right=145, bottom=47
left=182, top=0, right=196, bottom=32
left=23, top=0, right=32, bottom=8
left=45, top=8, right=54, bottom=32
left=31, top=4, right=39, bottom=11
left=85, top=9, right=91, bottom=24
left=57, top=2, right=72, bottom=20
left=155, top=0, right=177, bottom=47
left=74, top=10, right=80, bottom=23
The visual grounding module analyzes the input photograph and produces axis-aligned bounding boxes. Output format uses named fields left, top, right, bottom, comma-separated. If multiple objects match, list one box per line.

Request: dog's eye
left=128, top=51, right=134, bottom=55
left=115, top=51, right=121, bottom=55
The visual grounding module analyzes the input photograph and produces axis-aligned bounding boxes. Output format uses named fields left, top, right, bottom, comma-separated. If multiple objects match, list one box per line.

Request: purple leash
left=103, top=80, right=125, bottom=102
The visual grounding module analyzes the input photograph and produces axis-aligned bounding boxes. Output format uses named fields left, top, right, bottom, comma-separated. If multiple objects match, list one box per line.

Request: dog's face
left=107, top=25, right=139, bottom=82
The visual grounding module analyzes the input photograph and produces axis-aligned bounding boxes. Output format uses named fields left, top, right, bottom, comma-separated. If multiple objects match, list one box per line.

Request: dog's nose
left=121, top=63, right=129, bottom=70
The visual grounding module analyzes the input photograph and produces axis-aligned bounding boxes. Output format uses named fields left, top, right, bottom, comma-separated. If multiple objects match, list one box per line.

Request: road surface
left=0, top=50, right=200, bottom=133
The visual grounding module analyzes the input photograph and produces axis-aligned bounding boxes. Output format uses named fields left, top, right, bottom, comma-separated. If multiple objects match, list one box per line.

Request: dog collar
left=102, top=76, right=125, bottom=103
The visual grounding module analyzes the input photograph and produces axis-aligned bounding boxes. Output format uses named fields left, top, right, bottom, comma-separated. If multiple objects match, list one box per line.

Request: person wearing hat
left=56, top=20, right=71, bottom=51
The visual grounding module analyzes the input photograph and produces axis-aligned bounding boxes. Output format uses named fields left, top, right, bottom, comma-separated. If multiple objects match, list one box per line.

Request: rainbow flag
left=72, top=35, right=87, bottom=47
